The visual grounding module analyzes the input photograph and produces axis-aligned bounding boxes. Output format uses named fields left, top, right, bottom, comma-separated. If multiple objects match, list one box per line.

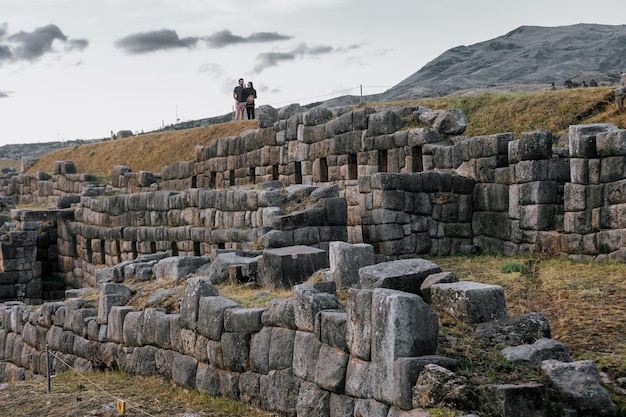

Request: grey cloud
left=254, top=52, right=296, bottom=72
left=253, top=43, right=344, bottom=72
left=65, top=38, right=89, bottom=52
left=199, top=63, right=223, bottom=76
left=0, top=23, right=88, bottom=64
left=206, top=30, right=291, bottom=48
left=0, top=91, right=11, bottom=98
left=115, top=29, right=201, bottom=54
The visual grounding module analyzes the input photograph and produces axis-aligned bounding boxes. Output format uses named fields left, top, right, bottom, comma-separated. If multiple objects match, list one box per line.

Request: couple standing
left=233, top=78, right=257, bottom=121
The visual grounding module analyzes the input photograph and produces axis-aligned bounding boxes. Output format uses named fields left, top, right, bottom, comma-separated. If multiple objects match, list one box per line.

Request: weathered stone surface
left=393, top=356, right=459, bottom=410
left=411, top=364, right=469, bottom=409
left=196, top=296, right=240, bottom=340
left=483, top=383, right=550, bottom=417
left=371, top=289, right=438, bottom=405
left=259, top=246, right=330, bottom=290
left=221, top=331, right=250, bottom=372
left=328, top=241, right=375, bottom=288
left=315, top=310, right=347, bottom=352
left=345, top=356, right=372, bottom=399
left=206, top=252, right=261, bottom=285
left=293, top=330, right=322, bottom=382
left=296, top=381, right=331, bottom=417
left=353, top=399, right=390, bottom=417
left=257, top=105, right=279, bottom=128
left=541, top=360, right=618, bottom=416
left=238, top=371, right=262, bottom=409
left=250, top=326, right=272, bottom=374
left=346, top=289, right=372, bottom=361
left=329, top=394, right=355, bottom=417
left=266, top=368, right=301, bottom=415
left=474, top=312, right=551, bottom=346
left=359, top=258, right=442, bottom=296
left=195, top=362, right=220, bottom=396
left=180, top=277, right=218, bottom=330
left=261, top=297, right=296, bottom=329
left=153, top=256, right=210, bottom=279
left=314, top=344, right=349, bottom=393
left=97, top=283, right=133, bottom=324
left=430, top=281, right=507, bottom=323
left=293, top=285, right=342, bottom=332
left=420, top=271, right=458, bottom=303
left=268, top=327, right=295, bottom=370
left=501, top=338, right=572, bottom=366
left=224, top=307, right=265, bottom=333
left=171, top=353, right=198, bottom=390
left=367, top=111, right=403, bottom=136
left=432, top=109, right=467, bottom=135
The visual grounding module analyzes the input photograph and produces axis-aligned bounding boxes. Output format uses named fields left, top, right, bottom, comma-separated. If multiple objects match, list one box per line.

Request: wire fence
left=1, top=345, right=157, bottom=416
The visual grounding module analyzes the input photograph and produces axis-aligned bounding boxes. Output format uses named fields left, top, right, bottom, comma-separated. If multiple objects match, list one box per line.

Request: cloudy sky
left=1, top=0, right=625, bottom=145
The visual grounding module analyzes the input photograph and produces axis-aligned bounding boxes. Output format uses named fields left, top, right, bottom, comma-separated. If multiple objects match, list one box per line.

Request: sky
left=1, top=0, right=625, bottom=146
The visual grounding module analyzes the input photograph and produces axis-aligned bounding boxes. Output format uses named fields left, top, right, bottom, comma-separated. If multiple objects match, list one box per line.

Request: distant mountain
left=379, top=23, right=626, bottom=100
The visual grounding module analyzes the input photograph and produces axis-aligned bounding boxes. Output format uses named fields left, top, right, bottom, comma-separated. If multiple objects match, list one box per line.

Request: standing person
left=233, top=78, right=246, bottom=121
left=243, top=81, right=257, bottom=120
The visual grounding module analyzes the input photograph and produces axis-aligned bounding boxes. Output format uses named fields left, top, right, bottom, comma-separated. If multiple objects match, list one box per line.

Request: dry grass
left=430, top=254, right=626, bottom=414
left=0, top=370, right=273, bottom=417
left=27, top=120, right=258, bottom=178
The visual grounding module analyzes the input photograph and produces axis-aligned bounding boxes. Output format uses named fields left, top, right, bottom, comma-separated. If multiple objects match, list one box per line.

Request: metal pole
left=45, top=344, right=51, bottom=393
left=360, top=84, right=363, bottom=103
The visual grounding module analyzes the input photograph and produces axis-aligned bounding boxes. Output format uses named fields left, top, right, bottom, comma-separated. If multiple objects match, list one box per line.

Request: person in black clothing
left=243, top=81, right=257, bottom=120
left=233, top=78, right=246, bottom=121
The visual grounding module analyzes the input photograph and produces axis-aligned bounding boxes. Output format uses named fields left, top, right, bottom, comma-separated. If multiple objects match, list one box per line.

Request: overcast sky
left=1, top=0, right=625, bottom=145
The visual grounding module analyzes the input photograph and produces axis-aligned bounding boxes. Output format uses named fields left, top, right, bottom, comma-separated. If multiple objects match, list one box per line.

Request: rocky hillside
left=379, top=23, right=626, bottom=100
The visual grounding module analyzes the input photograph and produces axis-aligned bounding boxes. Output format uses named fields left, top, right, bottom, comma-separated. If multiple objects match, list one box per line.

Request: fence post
left=45, top=344, right=51, bottom=394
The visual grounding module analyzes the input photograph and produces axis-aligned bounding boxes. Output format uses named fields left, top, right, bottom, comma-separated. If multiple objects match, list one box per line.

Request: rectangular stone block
left=269, top=327, right=295, bottom=370
left=315, top=311, right=347, bottom=352
left=259, top=246, right=329, bottom=290
left=314, top=344, right=349, bottom=393
left=370, top=289, right=439, bottom=405
left=224, top=307, right=266, bottom=333
left=196, top=296, right=240, bottom=340
left=430, top=281, right=506, bottom=324
left=293, top=330, right=322, bottom=382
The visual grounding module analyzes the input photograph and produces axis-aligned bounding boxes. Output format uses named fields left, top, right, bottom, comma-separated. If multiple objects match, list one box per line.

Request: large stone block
left=484, top=382, right=550, bottom=417
left=296, top=381, right=331, bottom=417
left=259, top=246, right=329, bottom=290
left=345, top=357, right=372, bottom=399
left=315, top=311, right=347, bottom=352
left=261, top=297, right=296, bottom=329
left=180, top=277, right=218, bottom=330
left=293, top=330, right=322, bottom=382
left=328, top=241, right=375, bottom=287
left=293, top=285, right=342, bottom=332
left=250, top=326, right=272, bottom=374
left=431, top=281, right=506, bottom=323
left=518, top=131, right=552, bottom=160
left=265, top=368, right=301, bottom=415
left=370, top=289, right=439, bottom=405
left=346, top=289, right=372, bottom=361
left=268, top=327, right=295, bottom=370
left=224, top=307, right=265, bottom=333
left=197, top=296, right=240, bottom=340
left=153, top=256, right=210, bottom=280
left=97, top=283, right=132, bottom=324
left=221, top=332, right=250, bottom=372
left=122, top=310, right=144, bottom=347
left=171, top=353, right=198, bottom=390
left=359, top=258, right=442, bottom=296
left=314, top=344, right=349, bottom=393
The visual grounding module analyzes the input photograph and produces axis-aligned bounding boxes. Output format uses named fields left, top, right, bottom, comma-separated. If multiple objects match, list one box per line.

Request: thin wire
left=48, top=350, right=158, bottom=417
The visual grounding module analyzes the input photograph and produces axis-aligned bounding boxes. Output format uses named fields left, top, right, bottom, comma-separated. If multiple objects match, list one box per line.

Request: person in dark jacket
left=243, top=81, right=257, bottom=120
left=233, top=78, right=246, bottom=121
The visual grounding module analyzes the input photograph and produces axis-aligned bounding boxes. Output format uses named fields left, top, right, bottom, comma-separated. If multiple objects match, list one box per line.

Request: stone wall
left=4, top=105, right=626, bottom=299
left=0, top=279, right=443, bottom=415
